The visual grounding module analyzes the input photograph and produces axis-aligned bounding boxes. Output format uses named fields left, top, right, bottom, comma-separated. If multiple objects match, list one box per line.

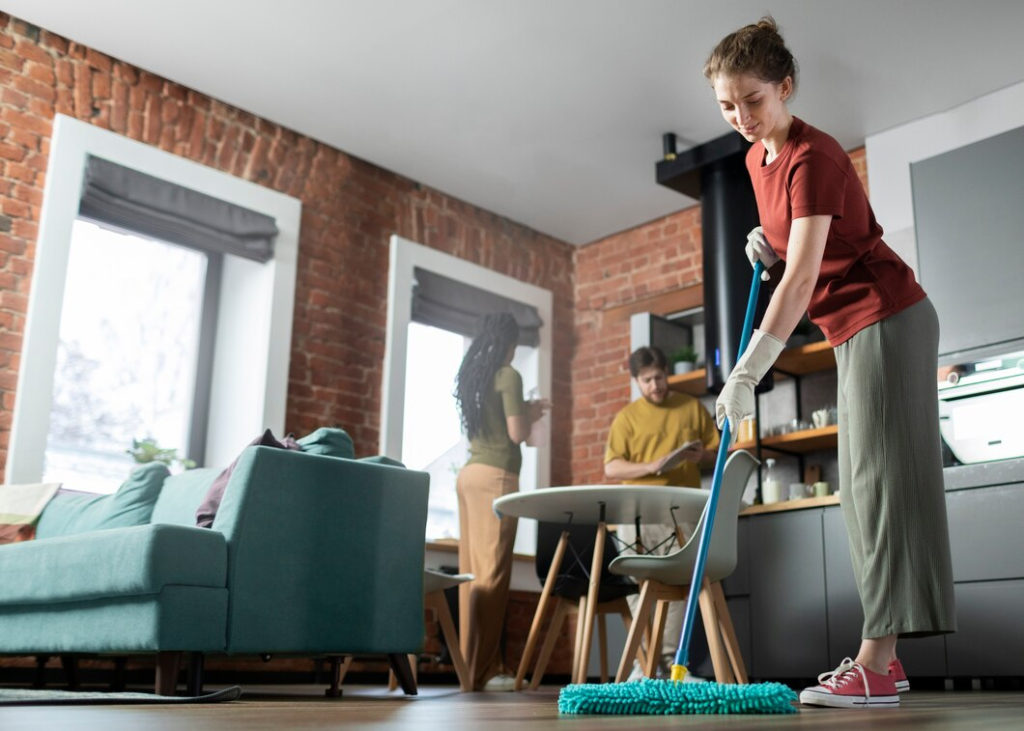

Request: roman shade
left=79, top=156, right=279, bottom=263
left=412, top=267, right=543, bottom=347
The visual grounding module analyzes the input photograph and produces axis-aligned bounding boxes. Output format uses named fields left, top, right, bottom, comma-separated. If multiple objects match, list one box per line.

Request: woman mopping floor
left=707, top=16, right=957, bottom=709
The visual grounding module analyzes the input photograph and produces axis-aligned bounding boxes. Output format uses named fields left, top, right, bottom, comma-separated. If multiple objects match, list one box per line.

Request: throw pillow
left=195, top=429, right=301, bottom=528
left=34, top=463, right=169, bottom=540
left=295, top=427, right=354, bottom=459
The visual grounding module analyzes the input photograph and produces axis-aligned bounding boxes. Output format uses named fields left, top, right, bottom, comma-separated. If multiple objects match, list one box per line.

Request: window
left=8, top=114, right=301, bottom=485
left=383, top=235, right=553, bottom=555
left=43, top=221, right=208, bottom=493
left=401, top=322, right=468, bottom=539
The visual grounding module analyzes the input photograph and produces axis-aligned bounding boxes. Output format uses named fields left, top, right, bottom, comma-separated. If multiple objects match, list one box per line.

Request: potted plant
left=671, top=344, right=699, bottom=375
left=127, top=438, right=196, bottom=472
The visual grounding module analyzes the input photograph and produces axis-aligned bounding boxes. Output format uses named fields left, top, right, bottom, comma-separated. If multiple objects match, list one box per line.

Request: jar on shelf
left=762, top=458, right=783, bottom=504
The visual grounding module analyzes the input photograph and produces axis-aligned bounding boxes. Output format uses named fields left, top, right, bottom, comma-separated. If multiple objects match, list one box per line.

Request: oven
left=938, top=350, right=1024, bottom=467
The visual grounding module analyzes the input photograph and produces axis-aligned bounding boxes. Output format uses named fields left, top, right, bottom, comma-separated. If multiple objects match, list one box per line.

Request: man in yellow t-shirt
left=604, top=345, right=720, bottom=679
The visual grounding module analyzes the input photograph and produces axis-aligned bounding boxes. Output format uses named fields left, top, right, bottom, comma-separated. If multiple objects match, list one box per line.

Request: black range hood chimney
left=657, top=132, right=773, bottom=395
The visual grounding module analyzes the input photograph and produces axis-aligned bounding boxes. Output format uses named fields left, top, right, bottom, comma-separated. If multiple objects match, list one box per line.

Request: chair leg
left=597, top=612, right=609, bottom=683
left=616, top=581, right=656, bottom=682
left=387, top=653, right=418, bottom=696
left=711, top=582, right=748, bottom=684
left=155, top=652, right=181, bottom=696
left=698, top=580, right=735, bottom=684
left=617, top=605, right=648, bottom=673
left=646, top=598, right=669, bottom=679
left=326, top=655, right=351, bottom=698
left=575, top=521, right=607, bottom=684
left=571, top=595, right=587, bottom=683
left=186, top=652, right=205, bottom=697
left=429, top=591, right=472, bottom=692
left=529, top=597, right=570, bottom=691
left=515, top=530, right=569, bottom=691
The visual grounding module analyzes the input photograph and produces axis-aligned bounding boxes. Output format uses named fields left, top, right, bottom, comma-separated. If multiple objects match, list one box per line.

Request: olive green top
left=466, top=365, right=526, bottom=474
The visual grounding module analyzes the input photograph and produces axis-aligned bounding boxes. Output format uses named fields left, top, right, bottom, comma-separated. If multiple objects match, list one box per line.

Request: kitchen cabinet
left=823, top=507, right=947, bottom=676
left=946, top=580, right=1024, bottom=676
left=944, top=481, right=1024, bottom=677
left=748, top=508, right=829, bottom=679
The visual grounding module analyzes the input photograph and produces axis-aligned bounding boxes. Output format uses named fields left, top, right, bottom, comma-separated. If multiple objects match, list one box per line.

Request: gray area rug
left=0, top=686, right=242, bottom=705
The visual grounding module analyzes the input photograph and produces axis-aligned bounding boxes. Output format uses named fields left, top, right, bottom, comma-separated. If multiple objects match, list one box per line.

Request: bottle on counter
left=762, top=458, right=783, bottom=504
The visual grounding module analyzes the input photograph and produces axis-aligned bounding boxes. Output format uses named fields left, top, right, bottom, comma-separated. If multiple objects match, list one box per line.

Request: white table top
left=493, top=484, right=708, bottom=525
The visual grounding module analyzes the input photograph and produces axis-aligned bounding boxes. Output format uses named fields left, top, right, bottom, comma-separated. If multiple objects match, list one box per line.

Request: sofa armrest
left=212, top=446, right=430, bottom=654
left=0, top=523, right=227, bottom=607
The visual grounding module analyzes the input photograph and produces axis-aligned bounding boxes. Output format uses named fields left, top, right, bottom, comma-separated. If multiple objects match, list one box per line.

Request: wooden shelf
left=668, top=341, right=835, bottom=398
left=759, top=424, right=839, bottom=454
left=773, top=340, right=836, bottom=376
left=667, top=368, right=707, bottom=396
left=741, top=493, right=840, bottom=516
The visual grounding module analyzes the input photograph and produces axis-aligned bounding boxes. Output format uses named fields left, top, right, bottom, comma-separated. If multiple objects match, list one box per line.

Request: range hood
left=656, top=132, right=773, bottom=395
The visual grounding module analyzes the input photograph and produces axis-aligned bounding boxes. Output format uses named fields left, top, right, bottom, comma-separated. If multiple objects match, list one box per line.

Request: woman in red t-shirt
left=705, top=17, right=955, bottom=709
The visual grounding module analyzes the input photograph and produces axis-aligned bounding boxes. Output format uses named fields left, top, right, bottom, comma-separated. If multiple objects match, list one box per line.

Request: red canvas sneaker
left=799, top=657, right=900, bottom=709
left=889, top=658, right=910, bottom=693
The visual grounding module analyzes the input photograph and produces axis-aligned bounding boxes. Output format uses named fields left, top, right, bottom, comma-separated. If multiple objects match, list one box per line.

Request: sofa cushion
left=0, top=523, right=227, bottom=607
left=35, top=463, right=169, bottom=540
left=296, top=427, right=354, bottom=459
left=151, top=467, right=220, bottom=527
left=195, top=430, right=301, bottom=528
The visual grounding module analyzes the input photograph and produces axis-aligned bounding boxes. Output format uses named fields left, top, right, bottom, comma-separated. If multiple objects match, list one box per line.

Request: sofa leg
left=111, top=657, right=128, bottom=692
left=324, top=655, right=352, bottom=698
left=387, top=653, right=418, bottom=696
left=60, top=655, right=80, bottom=690
left=155, top=651, right=182, bottom=696
left=186, top=652, right=205, bottom=697
left=33, top=656, right=50, bottom=689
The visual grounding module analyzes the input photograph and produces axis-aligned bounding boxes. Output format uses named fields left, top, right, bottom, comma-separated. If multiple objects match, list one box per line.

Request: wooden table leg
left=529, top=598, right=570, bottom=690
left=575, top=520, right=606, bottom=684
left=515, top=530, right=569, bottom=691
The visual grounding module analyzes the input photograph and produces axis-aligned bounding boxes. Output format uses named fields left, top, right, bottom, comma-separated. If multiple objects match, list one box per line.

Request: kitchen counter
left=943, top=457, right=1024, bottom=491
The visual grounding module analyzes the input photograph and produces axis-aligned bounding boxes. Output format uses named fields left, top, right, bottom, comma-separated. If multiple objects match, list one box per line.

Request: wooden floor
left=2, top=684, right=1024, bottom=730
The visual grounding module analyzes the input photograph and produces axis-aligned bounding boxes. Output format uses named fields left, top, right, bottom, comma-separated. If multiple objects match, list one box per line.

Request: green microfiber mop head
left=558, top=678, right=798, bottom=715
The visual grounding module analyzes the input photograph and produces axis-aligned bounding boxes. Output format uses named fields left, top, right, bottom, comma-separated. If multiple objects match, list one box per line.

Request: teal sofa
left=0, top=445, right=430, bottom=694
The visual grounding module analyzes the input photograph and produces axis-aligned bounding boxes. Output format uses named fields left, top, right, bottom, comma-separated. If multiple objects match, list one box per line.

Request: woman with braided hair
left=454, top=311, right=549, bottom=692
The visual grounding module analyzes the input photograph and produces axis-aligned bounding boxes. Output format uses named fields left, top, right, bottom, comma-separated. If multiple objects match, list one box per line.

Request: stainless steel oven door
left=939, top=372, right=1024, bottom=465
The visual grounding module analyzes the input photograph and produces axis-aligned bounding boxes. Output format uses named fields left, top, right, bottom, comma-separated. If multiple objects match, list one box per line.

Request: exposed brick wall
left=570, top=207, right=704, bottom=485
left=0, top=14, right=575, bottom=485
left=568, top=146, right=869, bottom=486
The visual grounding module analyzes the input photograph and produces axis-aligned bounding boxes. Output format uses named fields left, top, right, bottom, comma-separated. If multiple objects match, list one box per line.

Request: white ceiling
left=7, top=0, right=1024, bottom=244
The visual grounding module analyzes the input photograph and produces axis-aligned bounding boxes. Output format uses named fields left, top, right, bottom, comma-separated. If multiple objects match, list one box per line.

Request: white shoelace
left=817, top=657, right=871, bottom=701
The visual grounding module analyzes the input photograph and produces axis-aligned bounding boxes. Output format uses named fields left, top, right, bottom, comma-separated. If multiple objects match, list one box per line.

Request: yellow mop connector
left=670, top=664, right=688, bottom=683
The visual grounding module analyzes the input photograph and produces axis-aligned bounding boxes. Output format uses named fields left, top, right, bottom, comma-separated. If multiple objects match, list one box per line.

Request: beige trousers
left=457, top=462, right=519, bottom=690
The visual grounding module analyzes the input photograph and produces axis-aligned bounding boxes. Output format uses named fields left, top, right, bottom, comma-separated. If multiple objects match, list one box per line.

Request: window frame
left=382, top=235, right=553, bottom=555
left=8, top=114, right=301, bottom=482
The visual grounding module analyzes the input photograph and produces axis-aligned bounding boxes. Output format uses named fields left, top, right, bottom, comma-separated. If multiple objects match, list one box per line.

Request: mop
left=559, top=261, right=798, bottom=715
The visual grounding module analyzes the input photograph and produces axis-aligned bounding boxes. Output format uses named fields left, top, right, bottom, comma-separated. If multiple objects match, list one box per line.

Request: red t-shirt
left=746, top=117, right=925, bottom=345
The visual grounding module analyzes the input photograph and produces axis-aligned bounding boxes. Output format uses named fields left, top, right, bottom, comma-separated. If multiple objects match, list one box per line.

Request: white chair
left=608, top=450, right=758, bottom=684
left=387, top=570, right=474, bottom=692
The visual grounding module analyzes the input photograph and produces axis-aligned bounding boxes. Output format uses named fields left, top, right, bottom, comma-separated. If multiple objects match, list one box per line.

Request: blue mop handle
left=673, top=261, right=763, bottom=672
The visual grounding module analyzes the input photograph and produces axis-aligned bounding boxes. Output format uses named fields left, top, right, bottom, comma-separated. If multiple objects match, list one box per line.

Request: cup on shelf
left=813, top=481, right=831, bottom=497
left=812, top=408, right=830, bottom=429
left=789, top=483, right=811, bottom=501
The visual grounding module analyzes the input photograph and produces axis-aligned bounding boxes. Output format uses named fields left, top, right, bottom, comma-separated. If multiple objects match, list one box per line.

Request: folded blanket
left=0, top=483, right=61, bottom=544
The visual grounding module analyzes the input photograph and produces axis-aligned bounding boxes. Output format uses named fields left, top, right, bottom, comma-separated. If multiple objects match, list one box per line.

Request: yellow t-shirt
left=604, top=391, right=720, bottom=487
